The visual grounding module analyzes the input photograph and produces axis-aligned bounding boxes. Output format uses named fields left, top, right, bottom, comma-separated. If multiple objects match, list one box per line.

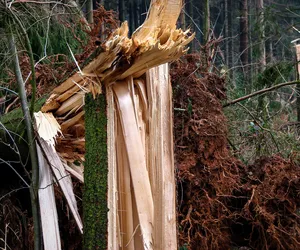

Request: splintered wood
left=36, top=0, right=194, bottom=249
left=107, top=65, right=177, bottom=249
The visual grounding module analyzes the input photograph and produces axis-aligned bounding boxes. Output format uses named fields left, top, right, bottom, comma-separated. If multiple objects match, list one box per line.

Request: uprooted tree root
left=172, top=54, right=300, bottom=250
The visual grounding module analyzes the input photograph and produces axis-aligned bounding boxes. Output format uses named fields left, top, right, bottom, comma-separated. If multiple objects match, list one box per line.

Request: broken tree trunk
left=34, top=0, right=194, bottom=249
left=106, top=63, right=176, bottom=249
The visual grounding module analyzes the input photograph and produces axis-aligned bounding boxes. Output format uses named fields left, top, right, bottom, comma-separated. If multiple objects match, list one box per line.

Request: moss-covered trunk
left=83, top=93, right=108, bottom=250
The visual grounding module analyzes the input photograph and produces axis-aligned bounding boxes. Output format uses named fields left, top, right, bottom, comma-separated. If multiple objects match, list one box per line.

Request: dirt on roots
left=172, top=54, right=300, bottom=250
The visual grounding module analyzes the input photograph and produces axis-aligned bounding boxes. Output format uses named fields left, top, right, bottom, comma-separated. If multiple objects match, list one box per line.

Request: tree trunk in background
left=225, top=0, right=229, bottom=66
left=204, top=0, right=210, bottom=44
left=249, top=0, right=254, bottom=87
left=185, top=0, right=195, bottom=51
left=118, top=0, right=125, bottom=22
left=133, top=0, right=139, bottom=29
left=257, top=0, right=266, bottom=71
left=185, top=0, right=192, bottom=29
left=83, top=93, right=108, bottom=250
left=128, top=0, right=135, bottom=34
left=140, top=0, right=148, bottom=24
left=240, top=0, right=249, bottom=76
left=228, top=0, right=234, bottom=79
left=256, top=0, right=267, bottom=157
left=180, top=0, right=186, bottom=29
left=104, top=1, right=110, bottom=10
left=295, top=45, right=300, bottom=122
left=86, top=0, right=94, bottom=24
left=266, top=39, right=274, bottom=63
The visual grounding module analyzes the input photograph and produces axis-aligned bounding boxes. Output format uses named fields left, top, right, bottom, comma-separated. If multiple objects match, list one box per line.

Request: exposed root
left=172, top=54, right=300, bottom=250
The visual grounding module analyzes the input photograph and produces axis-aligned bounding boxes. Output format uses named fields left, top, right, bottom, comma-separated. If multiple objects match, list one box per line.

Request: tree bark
left=295, top=44, right=300, bottom=122
left=240, top=0, right=249, bottom=71
left=128, top=0, right=135, bottom=34
left=257, top=0, right=266, bottom=71
left=225, top=0, right=229, bottom=66
left=185, top=0, right=194, bottom=50
left=204, top=0, right=210, bottom=44
left=256, top=0, right=266, bottom=120
left=83, top=93, right=108, bottom=250
left=118, top=0, right=125, bottom=22
left=8, top=28, right=41, bottom=250
left=86, top=0, right=94, bottom=24
left=133, top=0, right=139, bottom=29
left=228, top=0, right=234, bottom=79
left=180, top=0, right=186, bottom=29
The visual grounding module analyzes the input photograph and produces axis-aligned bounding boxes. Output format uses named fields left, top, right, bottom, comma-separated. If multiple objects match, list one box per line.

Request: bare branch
left=8, top=26, right=41, bottom=250
left=223, top=80, right=300, bottom=107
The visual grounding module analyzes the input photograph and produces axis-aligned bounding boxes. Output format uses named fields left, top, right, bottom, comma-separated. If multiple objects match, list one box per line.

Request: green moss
left=0, top=95, right=48, bottom=133
left=83, top=93, right=108, bottom=250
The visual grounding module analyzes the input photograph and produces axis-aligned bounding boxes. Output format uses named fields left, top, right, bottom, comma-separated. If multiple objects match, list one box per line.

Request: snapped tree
left=33, top=0, right=194, bottom=249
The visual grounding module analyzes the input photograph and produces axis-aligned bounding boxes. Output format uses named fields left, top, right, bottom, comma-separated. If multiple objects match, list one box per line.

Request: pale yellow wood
left=60, top=111, right=84, bottom=132
left=63, top=162, right=84, bottom=183
left=41, top=94, right=60, bottom=113
left=107, top=87, right=120, bottom=250
left=132, top=0, right=182, bottom=46
left=53, top=73, right=83, bottom=94
left=56, top=81, right=86, bottom=103
left=146, top=64, right=177, bottom=250
left=158, top=0, right=182, bottom=29
left=120, top=32, right=195, bottom=80
left=37, top=143, right=61, bottom=250
left=116, top=118, right=135, bottom=250
left=41, top=0, right=193, bottom=113
left=34, top=112, right=61, bottom=146
left=113, top=82, right=154, bottom=250
left=55, top=92, right=84, bottom=116
left=37, top=137, right=83, bottom=234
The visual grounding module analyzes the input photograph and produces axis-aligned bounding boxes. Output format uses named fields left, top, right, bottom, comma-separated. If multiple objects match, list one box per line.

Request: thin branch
left=0, top=159, right=30, bottom=188
left=8, top=9, right=37, bottom=117
left=0, top=86, right=18, bottom=96
left=183, top=9, right=203, bottom=35
left=223, top=80, right=300, bottom=107
left=8, top=27, right=41, bottom=250
left=237, top=103, right=280, bottom=153
left=11, top=0, right=76, bottom=7
left=0, top=187, right=28, bottom=202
